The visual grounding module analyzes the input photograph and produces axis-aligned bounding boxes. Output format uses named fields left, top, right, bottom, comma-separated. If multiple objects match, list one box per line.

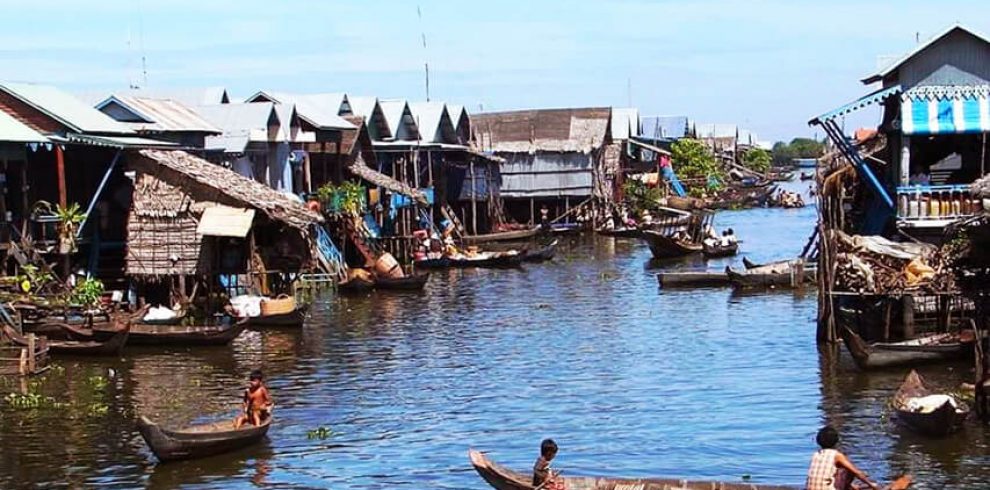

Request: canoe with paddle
left=641, top=230, right=702, bottom=259
left=468, top=449, right=911, bottom=490
left=521, top=239, right=558, bottom=263
left=892, top=370, right=969, bottom=437
left=138, top=414, right=272, bottom=462
left=702, top=241, right=738, bottom=258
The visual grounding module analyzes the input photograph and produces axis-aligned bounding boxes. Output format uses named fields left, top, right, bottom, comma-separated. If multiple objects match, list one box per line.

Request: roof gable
left=472, top=107, right=611, bottom=153
left=0, top=82, right=133, bottom=135
left=408, top=102, right=457, bottom=143
left=194, top=103, right=280, bottom=152
left=864, top=24, right=990, bottom=84
left=379, top=100, right=420, bottom=141
left=96, top=95, right=220, bottom=134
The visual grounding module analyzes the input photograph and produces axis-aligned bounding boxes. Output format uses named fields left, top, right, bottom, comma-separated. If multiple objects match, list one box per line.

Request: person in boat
left=533, top=438, right=563, bottom=490
left=806, top=426, right=879, bottom=490
left=234, top=370, right=272, bottom=429
left=724, top=228, right=738, bottom=246
left=540, top=205, right=550, bottom=226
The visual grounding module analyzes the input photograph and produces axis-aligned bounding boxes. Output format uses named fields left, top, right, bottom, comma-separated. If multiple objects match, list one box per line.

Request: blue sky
left=1, top=0, right=987, bottom=142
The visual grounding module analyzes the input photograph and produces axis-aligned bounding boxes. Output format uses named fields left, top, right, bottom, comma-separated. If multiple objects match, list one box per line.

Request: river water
left=1, top=183, right=988, bottom=489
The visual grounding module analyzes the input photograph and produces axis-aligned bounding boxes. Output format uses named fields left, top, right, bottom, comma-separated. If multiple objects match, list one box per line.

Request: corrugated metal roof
left=130, top=87, right=230, bottom=106
left=347, top=96, right=378, bottom=118
left=379, top=99, right=420, bottom=140
left=246, top=91, right=354, bottom=130
left=96, top=95, right=221, bottom=134
left=472, top=107, right=611, bottom=153
left=0, top=110, right=48, bottom=143
left=408, top=102, right=456, bottom=143
left=0, top=82, right=133, bottom=135
left=195, top=103, right=279, bottom=152
left=640, top=116, right=688, bottom=139
left=63, top=133, right=178, bottom=148
left=863, top=24, right=990, bottom=83
left=693, top=122, right=737, bottom=139
left=610, top=108, right=640, bottom=140
left=810, top=85, right=903, bottom=124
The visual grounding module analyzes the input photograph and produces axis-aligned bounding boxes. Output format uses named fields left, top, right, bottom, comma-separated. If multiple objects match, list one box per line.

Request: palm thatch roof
left=134, top=149, right=322, bottom=229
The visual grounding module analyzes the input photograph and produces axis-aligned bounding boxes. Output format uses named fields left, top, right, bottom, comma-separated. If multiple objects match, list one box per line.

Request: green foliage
left=741, top=148, right=772, bottom=173
left=317, top=181, right=367, bottom=215
left=16, top=265, right=53, bottom=294
left=4, top=392, right=65, bottom=410
left=307, top=426, right=334, bottom=439
left=772, top=138, right=825, bottom=166
left=69, top=278, right=104, bottom=307
left=621, top=179, right=663, bottom=214
left=671, top=139, right=723, bottom=191
left=33, top=201, right=86, bottom=254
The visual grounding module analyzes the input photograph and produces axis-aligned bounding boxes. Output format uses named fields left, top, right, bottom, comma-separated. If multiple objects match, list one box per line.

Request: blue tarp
left=446, top=164, right=500, bottom=201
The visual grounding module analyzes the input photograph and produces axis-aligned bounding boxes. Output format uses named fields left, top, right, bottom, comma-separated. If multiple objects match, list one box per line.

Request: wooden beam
left=55, top=145, right=66, bottom=207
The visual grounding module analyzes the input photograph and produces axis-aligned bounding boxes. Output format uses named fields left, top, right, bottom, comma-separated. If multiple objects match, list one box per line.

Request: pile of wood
left=832, top=231, right=956, bottom=294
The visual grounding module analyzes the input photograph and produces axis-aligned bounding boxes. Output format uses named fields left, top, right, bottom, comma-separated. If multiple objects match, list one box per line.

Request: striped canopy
left=902, top=85, right=990, bottom=135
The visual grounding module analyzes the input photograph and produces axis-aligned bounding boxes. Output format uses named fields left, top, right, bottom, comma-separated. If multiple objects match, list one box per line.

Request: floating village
left=4, top=19, right=990, bottom=490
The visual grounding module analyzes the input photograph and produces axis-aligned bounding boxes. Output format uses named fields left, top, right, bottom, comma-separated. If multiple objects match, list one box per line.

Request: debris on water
left=307, top=426, right=334, bottom=439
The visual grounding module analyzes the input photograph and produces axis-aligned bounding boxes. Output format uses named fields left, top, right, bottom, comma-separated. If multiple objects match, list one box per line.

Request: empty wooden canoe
left=138, top=415, right=271, bottom=462
left=641, top=230, right=703, bottom=259
left=127, top=319, right=248, bottom=346
left=842, top=328, right=972, bottom=370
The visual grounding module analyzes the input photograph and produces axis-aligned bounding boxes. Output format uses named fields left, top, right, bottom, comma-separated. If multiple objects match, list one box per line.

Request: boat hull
left=842, top=328, right=970, bottom=370
left=893, top=370, right=969, bottom=437
left=127, top=320, right=248, bottom=346
left=641, top=231, right=702, bottom=259
left=468, top=449, right=799, bottom=490
left=657, top=271, right=730, bottom=288
left=246, top=309, right=306, bottom=328
left=462, top=227, right=539, bottom=244
left=138, top=416, right=270, bottom=462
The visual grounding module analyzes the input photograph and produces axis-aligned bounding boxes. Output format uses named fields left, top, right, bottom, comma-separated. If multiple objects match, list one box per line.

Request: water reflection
left=0, top=194, right=987, bottom=488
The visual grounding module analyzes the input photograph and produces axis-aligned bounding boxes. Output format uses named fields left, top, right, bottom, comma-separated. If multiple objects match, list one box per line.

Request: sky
left=0, top=0, right=987, bottom=142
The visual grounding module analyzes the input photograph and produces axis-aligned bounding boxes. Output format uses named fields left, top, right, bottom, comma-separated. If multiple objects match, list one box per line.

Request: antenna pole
left=418, top=5, right=430, bottom=101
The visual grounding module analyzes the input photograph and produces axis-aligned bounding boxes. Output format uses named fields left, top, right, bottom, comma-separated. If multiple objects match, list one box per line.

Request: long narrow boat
left=641, top=230, right=703, bottom=259
left=246, top=308, right=306, bottom=328
left=4, top=324, right=129, bottom=356
left=842, top=328, right=972, bottom=370
left=470, top=449, right=797, bottom=490
left=726, top=266, right=816, bottom=289
left=376, top=272, right=431, bottom=290
left=657, top=271, right=730, bottom=288
left=892, top=370, right=969, bottom=437
left=338, top=274, right=376, bottom=293
left=127, top=319, right=248, bottom=346
left=702, top=241, right=738, bottom=258
left=416, top=252, right=525, bottom=269
left=462, top=227, right=540, bottom=244
left=469, top=450, right=912, bottom=490
left=138, top=415, right=272, bottom=462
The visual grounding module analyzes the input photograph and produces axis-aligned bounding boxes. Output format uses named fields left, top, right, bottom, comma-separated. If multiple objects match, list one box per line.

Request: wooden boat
left=462, top=227, right=540, bottom=244
left=596, top=227, right=642, bottom=239
left=641, top=230, right=702, bottom=259
left=768, top=171, right=794, bottom=182
left=246, top=307, right=306, bottom=328
left=657, top=271, right=730, bottom=288
left=24, top=320, right=116, bottom=342
left=469, top=450, right=912, bottom=490
left=521, top=240, right=558, bottom=263
left=892, top=370, right=969, bottom=437
left=549, top=223, right=584, bottom=235
left=665, top=194, right=708, bottom=211
left=842, top=328, right=973, bottom=370
left=702, top=241, right=738, bottom=258
left=338, top=274, right=376, bottom=293
left=127, top=318, right=248, bottom=346
left=469, top=449, right=796, bottom=490
left=416, top=251, right=525, bottom=269
left=799, top=172, right=815, bottom=181
left=726, top=266, right=815, bottom=289
left=137, top=414, right=271, bottom=462
left=375, top=272, right=430, bottom=290
left=4, top=324, right=129, bottom=356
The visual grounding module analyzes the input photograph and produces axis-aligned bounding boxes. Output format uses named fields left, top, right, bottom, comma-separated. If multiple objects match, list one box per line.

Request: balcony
left=896, top=184, right=984, bottom=228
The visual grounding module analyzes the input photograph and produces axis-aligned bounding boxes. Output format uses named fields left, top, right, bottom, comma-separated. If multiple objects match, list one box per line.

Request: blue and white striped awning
left=902, top=85, right=990, bottom=135
left=810, top=85, right=902, bottom=124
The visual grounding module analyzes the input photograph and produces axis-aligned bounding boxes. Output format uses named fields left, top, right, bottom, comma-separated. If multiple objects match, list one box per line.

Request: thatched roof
left=134, top=149, right=322, bottom=230
left=472, top=108, right=612, bottom=154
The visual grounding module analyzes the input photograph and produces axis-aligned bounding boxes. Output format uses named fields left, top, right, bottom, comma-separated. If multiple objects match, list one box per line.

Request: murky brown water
left=0, top=187, right=987, bottom=489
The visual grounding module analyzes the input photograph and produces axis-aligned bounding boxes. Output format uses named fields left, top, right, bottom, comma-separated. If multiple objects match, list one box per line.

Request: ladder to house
left=440, top=205, right=465, bottom=237
left=341, top=215, right=384, bottom=267
left=314, top=225, right=347, bottom=281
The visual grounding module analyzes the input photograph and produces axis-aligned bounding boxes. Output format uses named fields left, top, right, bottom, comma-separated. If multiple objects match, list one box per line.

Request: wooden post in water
left=26, top=333, right=35, bottom=374
left=902, top=295, right=915, bottom=339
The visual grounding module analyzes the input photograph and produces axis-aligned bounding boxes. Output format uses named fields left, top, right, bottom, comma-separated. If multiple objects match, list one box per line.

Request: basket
left=260, top=295, right=295, bottom=316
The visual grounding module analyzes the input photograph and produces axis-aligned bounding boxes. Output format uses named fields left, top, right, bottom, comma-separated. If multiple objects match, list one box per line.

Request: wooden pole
left=55, top=145, right=67, bottom=207
left=470, top=161, right=478, bottom=234
left=26, top=333, right=35, bottom=374
left=530, top=198, right=535, bottom=225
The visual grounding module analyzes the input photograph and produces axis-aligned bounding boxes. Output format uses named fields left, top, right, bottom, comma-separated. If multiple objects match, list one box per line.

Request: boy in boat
left=533, top=438, right=563, bottom=490
left=806, top=426, right=879, bottom=490
left=234, top=370, right=272, bottom=429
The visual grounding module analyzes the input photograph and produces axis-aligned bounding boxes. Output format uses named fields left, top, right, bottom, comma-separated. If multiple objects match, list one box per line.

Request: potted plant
left=33, top=201, right=86, bottom=254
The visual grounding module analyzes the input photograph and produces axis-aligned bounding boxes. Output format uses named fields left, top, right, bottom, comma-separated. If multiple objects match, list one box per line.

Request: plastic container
left=374, top=253, right=404, bottom=279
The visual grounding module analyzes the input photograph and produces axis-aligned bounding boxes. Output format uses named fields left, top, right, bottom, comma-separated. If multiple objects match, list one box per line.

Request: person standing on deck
left=806, top=426, right=879, bottom=490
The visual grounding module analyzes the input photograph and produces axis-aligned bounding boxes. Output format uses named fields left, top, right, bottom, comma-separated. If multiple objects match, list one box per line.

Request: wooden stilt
left=55, top=145, right=66, bottom=207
